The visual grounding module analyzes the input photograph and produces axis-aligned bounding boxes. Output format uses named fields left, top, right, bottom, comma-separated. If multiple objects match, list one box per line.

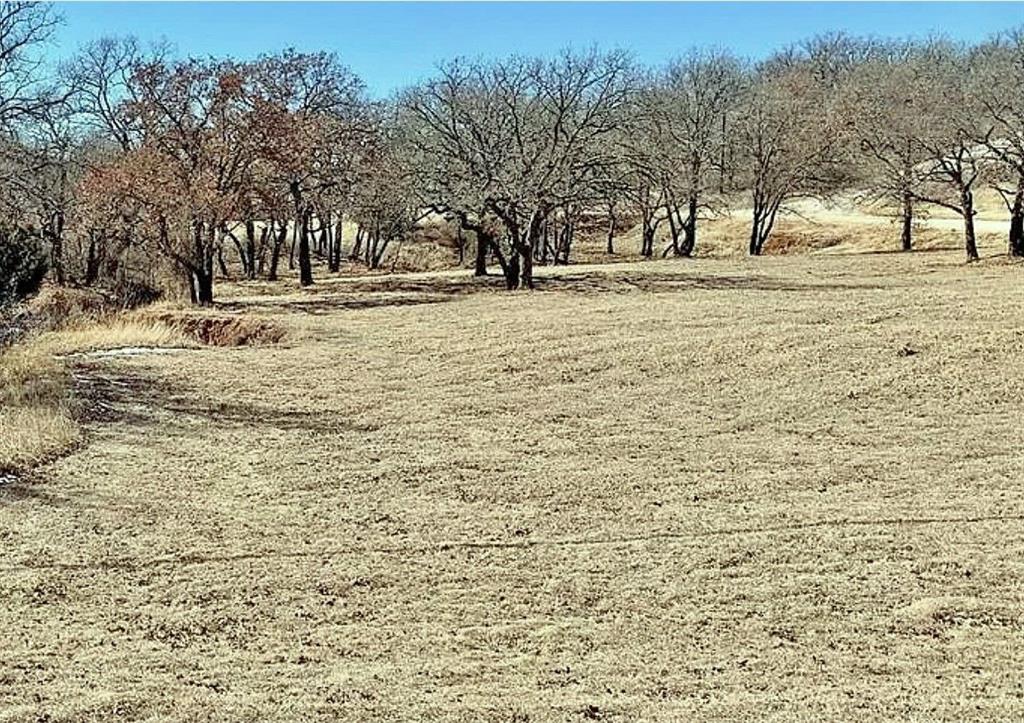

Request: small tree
left=405, top=49, right=634, bottom=288
left=648, top=50, right=742, bottom=256
left=900, top=42, right=986, bottom=262
left=843, top=43, right=931, bottom=251
left=736, top=63, right=846, bottom=255
left=252, top=49, right=369, bottom=286
left=970, top=29, right=1024, bottom=256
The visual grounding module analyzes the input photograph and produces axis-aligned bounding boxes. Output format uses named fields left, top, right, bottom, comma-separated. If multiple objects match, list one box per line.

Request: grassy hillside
left=1, top=248, right=1023, bottom=720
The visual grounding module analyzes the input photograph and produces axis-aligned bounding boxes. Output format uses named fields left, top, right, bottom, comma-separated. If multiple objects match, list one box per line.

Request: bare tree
left=0, top=2, right=60, bottom=125
left=736, top=63, right=846, bottom=255
left=647, top=50, right=742, bottom=256
left=253, top=49, right=370, bottom=286
left=900, top=42, right=986, bottom=262
left=971, top=29, right=1024, bottom=256
left=841, top=43, right=935, bottom=251
left=405, top=49, right=634, bottom=288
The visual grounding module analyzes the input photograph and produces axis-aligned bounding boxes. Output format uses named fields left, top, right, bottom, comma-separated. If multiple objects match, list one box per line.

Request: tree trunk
left=606, top=211, right=615, bottom=254
left=749, top=197, right=780, bottom=256
left=641, top=220, right=655, bottom=258
left=962, top=189, right=979, bottom=262
left=328, top=217, right=343, bottom=272
left=680, top=192, right=698, bottom=257
left=520, top=244, right=533, bottom=288
left=298, top=208, right=314, bottom=286
left=268, top=221, right=285, bottom=281
left=505, top=245, right=519, bottom=290
left=350, top=226, right=363, bottom=261
left=84, top=233, right=100, bottom=286
left=217, top=246, right=229, bottom=278
left=1009, top=180, right=1024, bottom=257
left=901, top=191, right=913, bottom=252
left=256, top=227, right=268, bottom=275
left=49, top=212, right=65, bottom=285
left=749, top=209, right=763, bottom=256
left=370, top=219, right=382, bottom=268
left=474, top=230, right=488, bottom=276
left=663, top=205, right=681, bottom=258
left=319, top=219, right=330, bottom=265
left=245, top=220, right=257, bottom=279
left=560, top=221, right=574, bottom=264
left=194, top=268, right=214, bottom=306
left=518, top=211, right=544, bottom=288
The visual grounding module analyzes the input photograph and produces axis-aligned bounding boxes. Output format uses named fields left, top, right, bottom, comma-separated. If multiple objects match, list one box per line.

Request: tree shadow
left=72, top=362, right=376, bottom=434
left=532, top=271, right=890, bottom=294
left=218, top=293, right=457, bottom=316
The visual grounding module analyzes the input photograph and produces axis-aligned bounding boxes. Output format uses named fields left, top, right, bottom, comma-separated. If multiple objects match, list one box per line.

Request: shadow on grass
left=532, top=271, right=890, bottom=294
left=224, top=269, right=890, bottom=315
left=71, top=363, right=377, bottom=434
left=217, top=293, right=462, bottom=316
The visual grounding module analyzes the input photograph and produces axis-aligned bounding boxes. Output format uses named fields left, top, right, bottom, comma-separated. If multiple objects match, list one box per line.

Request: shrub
left=113, top=278, right=163, bottom=309
left=0, top=228, right=48, bottom=309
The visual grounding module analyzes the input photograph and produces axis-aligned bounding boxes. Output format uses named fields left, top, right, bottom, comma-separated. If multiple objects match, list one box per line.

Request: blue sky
left=51, top=2, right=1024, bottom=96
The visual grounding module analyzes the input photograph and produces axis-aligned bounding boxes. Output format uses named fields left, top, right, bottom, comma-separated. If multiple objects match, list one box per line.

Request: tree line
left=2, top=2, right=1024, bottom=306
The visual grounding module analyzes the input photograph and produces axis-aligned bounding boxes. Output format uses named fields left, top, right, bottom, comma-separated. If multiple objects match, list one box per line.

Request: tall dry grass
left=0, top=342, right=79, bottom=474
left=0, top=314, right=192, bottom=475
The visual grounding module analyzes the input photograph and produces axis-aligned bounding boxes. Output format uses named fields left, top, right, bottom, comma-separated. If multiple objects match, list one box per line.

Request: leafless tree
left=645, top=50, right=742, bottom=256
left=970, top=29, right=1024, bottom=256
left=843, top=42, right=932, bottom=251
left=405, top=49, right=634, bottom=288
left=735, top=62, right=846, bottom=255
left=899, top=41, right=986, bottom=262
left=0, top=2, right=60, bottom=126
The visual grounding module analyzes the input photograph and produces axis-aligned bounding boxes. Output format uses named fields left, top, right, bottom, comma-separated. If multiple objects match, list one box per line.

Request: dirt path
left=2, top=251, right=1024, bottom=721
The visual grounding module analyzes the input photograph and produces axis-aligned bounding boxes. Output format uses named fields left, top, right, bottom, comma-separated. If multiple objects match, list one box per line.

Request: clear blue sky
left=50, top=2, right=1024, bottom=96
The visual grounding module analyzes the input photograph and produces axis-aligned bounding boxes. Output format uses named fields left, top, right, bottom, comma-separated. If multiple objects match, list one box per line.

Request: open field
left=3, top=236, right=1024, bottom=720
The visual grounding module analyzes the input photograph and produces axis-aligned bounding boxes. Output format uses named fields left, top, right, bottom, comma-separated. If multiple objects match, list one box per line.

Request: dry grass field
left=3, top=233, right=1024, bottom=720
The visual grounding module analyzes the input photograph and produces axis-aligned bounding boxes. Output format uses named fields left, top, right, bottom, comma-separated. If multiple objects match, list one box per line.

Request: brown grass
left=20, top=284, right=117, bottom=330
left=134, top=309, right=286, bottom=346
left=1, top=317, right=191, bottom=475
left=2, top=235, right=1023, bottom=720
left=0, top=406, right=81, bottom=474
left=36, top=320, right=193, bottom=356
left=0, top=343, right=80, bottom=474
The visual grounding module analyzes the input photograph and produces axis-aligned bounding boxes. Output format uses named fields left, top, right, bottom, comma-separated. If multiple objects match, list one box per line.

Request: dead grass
left=36, top=320, right=193, bottom=356
left=0, top=406, right=81, bottom=474
left=0, top=305, right=279, bottom=476
left=0, top=342, right=77, bottom=474
left=0, top=317, right=189, bottom=475
left=22, top=285, right=115, bottom=330
left=0, top=342, right=68, bottom=406
left=2, top=238, right=1024, bottom=720
left=133, top=309, right=286, bottom=346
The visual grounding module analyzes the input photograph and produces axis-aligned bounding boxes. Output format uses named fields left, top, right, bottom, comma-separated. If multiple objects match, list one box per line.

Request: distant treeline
left=1, top=2, right=1023, bottom=305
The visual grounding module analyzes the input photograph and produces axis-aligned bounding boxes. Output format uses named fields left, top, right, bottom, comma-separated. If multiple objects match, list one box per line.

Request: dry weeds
left=133, top=308, right=286, bottom=346
left=0, top=319, right=191, bottom=474
left=37, top=320, right=193, bottom=356
left=0, top=343, right=79, bottom=474
left=2, top=238, right=1024, bottom=720
left=0, top=406, right=80, bottom=475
